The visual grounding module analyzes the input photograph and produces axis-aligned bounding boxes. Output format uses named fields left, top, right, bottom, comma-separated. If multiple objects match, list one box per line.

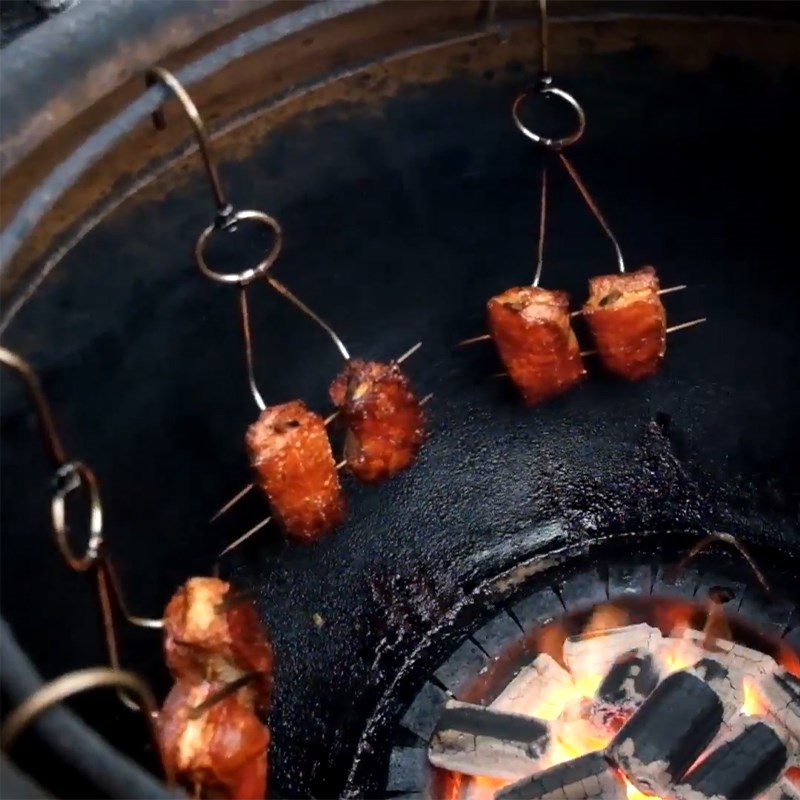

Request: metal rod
left=557, top=152, right=625, bottom=273
left=0, top=667, right=172, bottom=786
left=395, top=341, right=422, bottom=365
left=188, top=673, right=259, bottom=719
left=102, top=556, right=164, bottom=629
left=532, top=164, right=547, bottom=287
left=538, top=0, right=549, bottom=78
left=145, top=66, right=231, bottom=222
left=210, top=483, right=255, bottom=523
left=218, top=516, right=272, bottom=558
left=0, top=347, right=67, bottom=466
left=239, top=288, right=267, bottom=411
left=569, top=284, right=687, bottom=317
left=266, top=276, right=350, bottom=361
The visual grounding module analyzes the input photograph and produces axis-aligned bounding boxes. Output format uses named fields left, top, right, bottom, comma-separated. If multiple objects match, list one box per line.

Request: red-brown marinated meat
left=159, top=681, right=269, bottom=800
left=245, top=401, right=345, bottom=542
left=583, top=266, right=666, bottom=380
left=329, top=360, right=425, bottom=484
left=487, top=287, right=585, bottom=404
left=164, top=577, right=274, bottom=710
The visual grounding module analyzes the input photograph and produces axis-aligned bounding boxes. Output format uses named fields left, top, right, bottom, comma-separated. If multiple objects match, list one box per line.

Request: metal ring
left=512, top=85, right=586, bottom=149
left=195, top=209, right=283, bottom=285
left=51, top=461, right=103, bottom=572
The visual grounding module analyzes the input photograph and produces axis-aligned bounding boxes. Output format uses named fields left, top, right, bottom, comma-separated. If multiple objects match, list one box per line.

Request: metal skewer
left=457, top=286, right=690, bottom=348
left=217, top=393, right=434, bottom=558
left=209, top=342, right=425, bottom=523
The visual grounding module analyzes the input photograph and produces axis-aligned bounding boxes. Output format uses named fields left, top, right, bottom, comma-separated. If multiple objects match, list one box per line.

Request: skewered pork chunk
left=329, top=360, right=425, bottom=484
left=487, top=287, right=585, bottom=404
left=583, top=266, right=666, bottom=380
left=245, top=400, right=345, bottom=542
left=164, top=577, right=274, bottom=710
left=159, top=680, right=269, bottom=800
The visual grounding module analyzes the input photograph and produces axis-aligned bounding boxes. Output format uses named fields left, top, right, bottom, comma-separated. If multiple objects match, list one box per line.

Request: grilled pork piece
left=164, top=577, right=274, bottom=710
left=329, top=360, right=425, bottom=484
left=583, top=266, right=666, bottom=380
left=246, top=400, right=345, bottom=541
left=159, top=680, right=269, bottom=800
left=487, top=287, right=585, bottom=404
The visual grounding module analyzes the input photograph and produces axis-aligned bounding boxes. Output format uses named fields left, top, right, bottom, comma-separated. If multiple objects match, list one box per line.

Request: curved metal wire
left=677, top=531, right=771, bottom=596
left=557, top=152, right=625, bottom=273
left=51, top=461, right=104, bottom=572
left=0, top=667, right=173, bottom=786
left=0, top=347, right=67, bottom=466
left=266, top=276, right=350, bottom=361
left=532, top=163, right=547, bottom=287
left=145, top=65, right=230, bottom=221
left=239, top=288, right=267, bottom=411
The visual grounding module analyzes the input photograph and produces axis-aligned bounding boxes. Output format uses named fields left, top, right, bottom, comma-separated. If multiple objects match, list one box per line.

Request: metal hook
left=145, top=66, right=231, bottom=224
left=51, top=461, right=104, bottom=572
left=0, top=347, right=67, bottom=466
left=677, top=531, right=771, bottom=596
left=145, top=67, right=282, bottom=286
left=0, top=667, right=173, bottom=787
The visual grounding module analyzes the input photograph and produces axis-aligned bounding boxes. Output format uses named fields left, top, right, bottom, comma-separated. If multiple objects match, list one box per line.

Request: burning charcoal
left=428, top=700, right=550, bottom=780
left=674, top=721, right=788, bottom=800
left=606, top=669, right=724, bottom=795
left=597, top=647, right=660, bottom=709
left=759, top=669, right=800, bottom=745
left=689, top=657, right=744, bottom=724
left=563, top=623, right=661, bottom=684
left=491, top=654, right=573, bottom=718
left=495, top=752, right=625, bottom=800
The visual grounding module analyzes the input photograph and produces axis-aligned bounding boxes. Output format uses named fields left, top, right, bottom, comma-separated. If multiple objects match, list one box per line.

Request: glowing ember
left=455, top=603, right=785, bottom=800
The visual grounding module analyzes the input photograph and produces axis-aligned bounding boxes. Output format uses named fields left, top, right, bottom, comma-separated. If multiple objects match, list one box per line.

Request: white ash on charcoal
left=490, top=654, right=574, bottom=718
left=672, top=720, right=789, bottom=800
left=761, top=776, right=800, bottom=800
left=668, top=627, right=779, bottom=678
left=428, top=700, right=551, bottom=780
left=494, top=751, right=625, bottom=800
left=606, top=665, right=727, bottom=796
left=563, top=623, right=662, bottom=685
left=758, top=669, right=800, bottom=750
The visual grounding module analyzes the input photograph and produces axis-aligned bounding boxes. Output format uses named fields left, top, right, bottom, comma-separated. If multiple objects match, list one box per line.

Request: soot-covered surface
left=1, top=27, right=799, bottom=798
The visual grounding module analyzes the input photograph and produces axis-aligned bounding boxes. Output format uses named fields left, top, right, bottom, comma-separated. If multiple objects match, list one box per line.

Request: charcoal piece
left=608, top=564, right=652, bottom=601
left=434, top=639, right=489, bottom=698
left=473, top=611, right=524, bottom=660
left=510, top=588, right=564, bottom=632
left=759, top=668, right=800, bottom=743
left=652, top=564, right=701, bottom=598
left=496, top=752, right=625, bottom=800
left=737, top=591, right=795, bottom=638
left=676, top=721, right=787, bottom=800
left=387, top=746, right=428, bottom=792
left=688, top=657, right=743, bottom=722
left=428, top=700, right=550, bottom=780
left=558, top=567, right=607, bottom=611
left=563, top=623, right=661, bottom=683
left=607, top=670, right=723, bottom=795
left=490, top=653, right=572, bottom=718
left=597, top=647, right=660, bottom=708
left=400, top=681, right=449, bottom=741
